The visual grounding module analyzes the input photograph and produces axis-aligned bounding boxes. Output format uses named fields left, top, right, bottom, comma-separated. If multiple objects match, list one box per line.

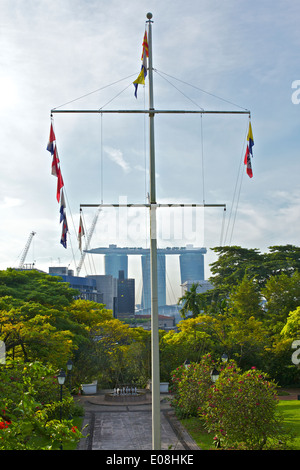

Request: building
left=48, top=267, right=103, bottom=303
left=141, top=252, right=166, bottom=309
left=116, top=270, right=135, bottom=319
left=104, top=245, right=128, bottom=278
left=48, top=267, right=135, bottom=319
left=134, top=314, right=175, bottom=331
left=179, top=245, right=205, bottom=283
left=181, top=279, right=214, bottom=296
left=86, top=244, right=207, bottom=311
left=86, top=274, right=117, bottom=311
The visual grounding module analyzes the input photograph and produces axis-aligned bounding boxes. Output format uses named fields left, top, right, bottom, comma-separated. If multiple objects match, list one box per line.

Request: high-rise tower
left=141, top=253, right=166, bottom=309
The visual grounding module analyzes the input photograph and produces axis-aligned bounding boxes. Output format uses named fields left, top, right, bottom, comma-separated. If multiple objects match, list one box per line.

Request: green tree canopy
left=208, top=245, right=300, bottom=297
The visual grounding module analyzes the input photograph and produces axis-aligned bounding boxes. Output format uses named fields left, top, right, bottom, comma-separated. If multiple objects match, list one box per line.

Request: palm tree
left=177, top=283, right=203, bottom=319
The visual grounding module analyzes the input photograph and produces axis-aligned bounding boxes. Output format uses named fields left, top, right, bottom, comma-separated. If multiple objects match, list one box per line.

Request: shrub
left=201, top=365, right=293, bottom=450
left=0, top=360, right=84, bottom=449
left=170, top=354, right=216, bottom=418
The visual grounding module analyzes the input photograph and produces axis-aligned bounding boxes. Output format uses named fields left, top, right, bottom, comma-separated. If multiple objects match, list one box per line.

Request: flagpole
left=48, top=15, right=252, bottom=450
left=146, top=12, right=161, bottom=451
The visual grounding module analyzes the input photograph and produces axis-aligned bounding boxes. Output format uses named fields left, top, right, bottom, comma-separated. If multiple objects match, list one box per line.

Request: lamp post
left=67, top=359, right=73, bottom=393
left=210, top=354, right=228, bottom=382
left=184, top=359, right=191, bottom=369
left=210, top=367, right=220, bottom=383
left=57, top=369, right=66, bottom=420
left=221, top=353, right=228, bottom=363
left=57, top=369, right=66, bottom=450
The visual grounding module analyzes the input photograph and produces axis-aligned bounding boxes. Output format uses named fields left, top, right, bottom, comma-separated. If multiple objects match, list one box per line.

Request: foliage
left=0, top=268, right=79, bottom=306
left=96, top=319, right=151, bottom=387
left=181, top=401, right=300, bottom=451
left=0, top=244, right=299, bottom=449
left=173, top=246, right=300, bottom=386
left=169, top=355, right=217, bottom=418
left=160, top=319, right=211, bottom=379
left=177, top=283, right=205, bottom=318
left=209, top=244, right=300, bottom=297
left=0, top=271, right=114, bottom=377
left=281, top=306, right=300, bottom=340
left=0, top=360, right=84, bottom=450
left=262, top=271, right=300, bottom=331
left=201, top=364, right=292, bottom=450
left=170, top=354, right=294, bottom=450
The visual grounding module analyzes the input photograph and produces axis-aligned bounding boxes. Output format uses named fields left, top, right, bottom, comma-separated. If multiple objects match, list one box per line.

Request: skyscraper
left=86, top=244, right=207, bottom=310
left=141, top=253, right=166, bottom=310
left=116, top=270, right=135, bottom=318
left=179, top=251, right=205, bottom=283
left=104, top=245, right=128, bottom=279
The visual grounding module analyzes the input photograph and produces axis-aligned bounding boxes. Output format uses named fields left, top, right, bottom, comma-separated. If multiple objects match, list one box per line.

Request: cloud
left=0, top=197, right=24, bottom=209
left=104, top=146, right=130, bottom=173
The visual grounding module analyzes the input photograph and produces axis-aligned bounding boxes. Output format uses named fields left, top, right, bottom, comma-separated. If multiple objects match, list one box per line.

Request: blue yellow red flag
left=247, top=121, right=254, bottom=156
left=244, top=121, right=254, bottom=178
left=133, top=31, right=149, bottom=98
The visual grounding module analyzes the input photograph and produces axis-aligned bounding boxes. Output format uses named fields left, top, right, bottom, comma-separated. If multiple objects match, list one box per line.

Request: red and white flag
left=78, top=214, right=85, bottom=251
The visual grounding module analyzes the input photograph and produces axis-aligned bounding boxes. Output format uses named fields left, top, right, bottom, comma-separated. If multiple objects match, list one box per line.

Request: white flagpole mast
left=147, top=12, right=161, bottom=451
left=50, top=12, right=251, bottom=451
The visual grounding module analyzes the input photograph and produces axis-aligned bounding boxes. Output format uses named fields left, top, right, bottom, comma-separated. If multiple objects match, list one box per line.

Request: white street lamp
left=221, top=353, right=228, bottom=363
left=210, top=367, right=220, bottom=383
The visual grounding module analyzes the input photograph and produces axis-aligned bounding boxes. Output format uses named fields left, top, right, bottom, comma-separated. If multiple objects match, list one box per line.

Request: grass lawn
left=180, top=417, right=215, bottom=450
left=180, top=400, right=300, bottom=450
left=278, top=401, right=300, bottom=450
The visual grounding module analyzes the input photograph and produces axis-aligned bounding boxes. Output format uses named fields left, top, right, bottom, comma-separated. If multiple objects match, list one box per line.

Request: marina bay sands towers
left=87, top=244, right=206, bottom=310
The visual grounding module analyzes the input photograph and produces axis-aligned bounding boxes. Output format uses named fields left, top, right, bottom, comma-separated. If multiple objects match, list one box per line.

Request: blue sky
left=1, top=0, right=300, bottom=301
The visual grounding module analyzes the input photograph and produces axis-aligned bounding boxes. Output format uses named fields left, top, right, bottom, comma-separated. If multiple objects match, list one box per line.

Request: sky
left=1, top=0, right=300, bottom=303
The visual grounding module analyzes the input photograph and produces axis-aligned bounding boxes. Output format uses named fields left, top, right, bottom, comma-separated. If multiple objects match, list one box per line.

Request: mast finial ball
left=147, top=12, right=153, bottom=20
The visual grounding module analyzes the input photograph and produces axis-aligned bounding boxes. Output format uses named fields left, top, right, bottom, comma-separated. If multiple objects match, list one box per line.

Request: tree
left=264, top=245, right=300, bottom=276
left=0, top=300, right=74, bottom=365
left=208, top=244, right=300, bottom=297
left=209, top=246, right=263, bottom=294
left=160, top=318, right=211, bottom=379
left=228, top=275, right=263, bottom=320
left=262, top=271, right=300, bottom=331
left=177, top=283, right=205, bottom=318
left=0, top=269, right=79, bottom=306
left=96, top=319, right=151, bottom=387
left=281, top=306, right=300, bottom=340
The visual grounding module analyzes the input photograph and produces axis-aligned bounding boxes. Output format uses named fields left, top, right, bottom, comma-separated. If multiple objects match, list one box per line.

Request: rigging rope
left=80, top=209, right=97, bottom=275
left=223, top=120, right=249, bottom=246
left=154, top=69, right=250, bottom=111
left=62, top=188, right=79, bottom=269
left=99, top=82, right=134, bottom=110
left=100, top=113, right=104, bottom=204
left=219, top=207, right=227, bottom=246
left=51, top=73, right=139, bottom=110
left=154, top=69, right=204, bottom=110
left=200, top=114, right=205, bottom=204
left=51, top=68, right=250, bottom=276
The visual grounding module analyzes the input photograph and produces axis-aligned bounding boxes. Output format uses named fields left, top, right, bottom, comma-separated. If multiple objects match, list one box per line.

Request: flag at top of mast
left=133, top=30, right=149, bottom=98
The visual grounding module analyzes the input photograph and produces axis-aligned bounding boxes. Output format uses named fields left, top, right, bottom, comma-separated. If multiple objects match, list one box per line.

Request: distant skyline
left=1, top=1, right=300, bottom=295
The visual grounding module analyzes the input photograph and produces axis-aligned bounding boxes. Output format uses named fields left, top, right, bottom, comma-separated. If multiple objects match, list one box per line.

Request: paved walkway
left=277, top=388, right=300, bottom=400
left=75, top=391, right=199, bottom=451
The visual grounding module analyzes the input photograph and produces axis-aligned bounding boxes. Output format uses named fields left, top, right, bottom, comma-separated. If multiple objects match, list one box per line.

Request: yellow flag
left=133, top=69, right=145, bottom=86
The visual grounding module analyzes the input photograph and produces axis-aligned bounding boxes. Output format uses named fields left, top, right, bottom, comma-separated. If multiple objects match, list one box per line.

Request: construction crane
left=76, top=208, right=101, bottom=276
left=18, top=231, right=36, bottom=269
